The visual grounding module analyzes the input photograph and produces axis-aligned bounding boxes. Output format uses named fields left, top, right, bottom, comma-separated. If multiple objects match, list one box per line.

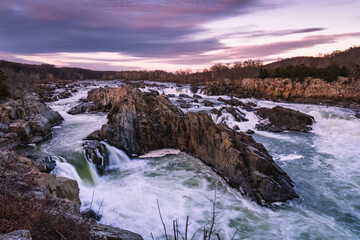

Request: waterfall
left=102, top=141, right=130, bottom=166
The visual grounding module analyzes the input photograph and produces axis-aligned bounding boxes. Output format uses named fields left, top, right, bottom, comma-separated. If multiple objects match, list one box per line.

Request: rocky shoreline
left=203, top=77, right=360, bottom=115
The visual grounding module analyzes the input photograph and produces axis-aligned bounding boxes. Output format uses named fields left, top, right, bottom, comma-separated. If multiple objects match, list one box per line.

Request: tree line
left=258, top=64, right=349, bottom=82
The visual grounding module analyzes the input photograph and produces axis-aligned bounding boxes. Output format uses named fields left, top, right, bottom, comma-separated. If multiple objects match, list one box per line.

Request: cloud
left=0, top=0, right=262, bottom=57
left=164, top=32, right=360, bottom=65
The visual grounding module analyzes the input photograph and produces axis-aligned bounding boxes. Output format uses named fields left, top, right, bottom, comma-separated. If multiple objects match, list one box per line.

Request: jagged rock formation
left=0, top=95, right=63, bottom=148
left=82, top=86, right=298, bottom=204
left=255, top=106, right=315, bottom=132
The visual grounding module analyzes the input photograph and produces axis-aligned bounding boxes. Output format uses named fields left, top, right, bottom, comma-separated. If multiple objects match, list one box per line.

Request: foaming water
left=27, top=81, right=360, bottom=239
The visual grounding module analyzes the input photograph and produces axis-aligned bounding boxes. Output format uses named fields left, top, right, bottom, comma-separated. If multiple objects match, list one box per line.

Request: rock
left=35, top=156, right=56, bottom=173
left=221, top=107, right=248, bottom=122
left=1, top=94, right=63, bottom=147
left=9, top=121, right=31, bottom=140
left=81, top=208, right=102, bottom=221
left=190, top=85, right=199, bottom=93
left=167, top=94, right=176, bottom=98
left=246, top=129, right=255, bottom=134
left=202, top=100, right=214, bottom=107
left=67, top=102, right=96, bottom=115
left=29, top=114, right=52, bottom=141
left=355, top=111, right=360, bottom=119
left=35, top=173, right=57, bottom=197
left=193, top=99, right=199, bottom=103
left=0, top=230, right=32, bottom=240
left=255, top=106, right=314, bottom=132
left=91, top=86, right=298, bottom=204
left=56, top=176, right=81, bottom=206
left=179, top=93, right=192, bottom=98
left=179, top=102, right=191, bottom=108
left=91, top=224, right=144, bottom=240
left=83, top=140, right=108, bottom=175
left=217, top=97, right=255, bottom=111
left=233, top=125, right=240, bottom=131
left=193, top=94, right=202, bottom=99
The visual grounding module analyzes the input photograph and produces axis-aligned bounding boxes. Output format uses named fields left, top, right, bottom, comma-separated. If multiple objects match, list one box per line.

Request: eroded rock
left=255, top=106, right=314, bottom=132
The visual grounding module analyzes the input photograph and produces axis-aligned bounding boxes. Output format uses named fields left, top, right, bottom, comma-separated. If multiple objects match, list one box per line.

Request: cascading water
left=25, top=81, right=360, bottom=239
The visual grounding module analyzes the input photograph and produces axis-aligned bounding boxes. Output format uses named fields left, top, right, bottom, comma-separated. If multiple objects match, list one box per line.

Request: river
left=23, top=80, right=360, bottom=239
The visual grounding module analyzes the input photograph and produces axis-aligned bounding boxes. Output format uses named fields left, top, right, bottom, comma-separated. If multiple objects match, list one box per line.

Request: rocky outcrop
left=0, top=151, right=144, bottom=240
left=83, top=140, right=108, bottom=175
left=91, top=224, right=143, bottom=240
left=255, top=106, right=314, bottom=132
left=56, top=177, right=81, bottom=206
left=87, top=86, right=298, bottom=204
left=204, top=77, right=360, bottom=108
left=0, top=95, right=63, bottom=148
left=67, top=87, right=121, bottom=114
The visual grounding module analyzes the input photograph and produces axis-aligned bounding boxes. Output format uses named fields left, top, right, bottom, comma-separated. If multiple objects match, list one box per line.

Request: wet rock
left=190, top=85, right=199, bottom=93
left=202, top=100, right=214, bottom=107
left=67, top=102, right=96, bottom=115
left=217, top=97, right=255, bottom=111
left=167, top=94, right=176, bottom=98
left=0, top=230, right=32, bottom=240
left=246, top=129, right=255, bottom=134
left=193, top=99, right=199, bottom=103
left=179, top=93, right=192, bottom=98
left=83, top=140, right=108, bottom=175
left=91, top=224, right=144, bottom=240
left=193, top=94, right=202, bottom=99
left=255, top=106, right=314, bottom=132
left=56, top=176, right=81, bottom=206
left=233, top=125, right=240, bottom=131
left=91, top=86, right=298, bottom=204
left=35, top=156, right=56, bottom=173
left=221, top=107, right=248, bottom=122
left=82, top=208, right=102, bottom=221
left=355, top=111, right=360, bottom=119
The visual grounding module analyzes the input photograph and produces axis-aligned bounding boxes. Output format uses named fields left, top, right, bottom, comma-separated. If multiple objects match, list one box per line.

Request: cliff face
left=204, top=77, right=360, bottom=108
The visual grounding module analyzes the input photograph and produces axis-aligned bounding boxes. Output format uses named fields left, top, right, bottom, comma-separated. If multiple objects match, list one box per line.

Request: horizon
left=1, top=0, right=359, bottom=72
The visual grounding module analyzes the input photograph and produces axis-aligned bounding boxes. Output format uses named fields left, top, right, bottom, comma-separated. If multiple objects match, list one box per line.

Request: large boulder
left=88, top=86, right=298, bottom=204
left=91, top=224, right=144, bottom=240
left=56, top=176, right=81, bottom=206
left=255, top=106, right=314, bottom=132
left=0, top=95, right=63, bottom=147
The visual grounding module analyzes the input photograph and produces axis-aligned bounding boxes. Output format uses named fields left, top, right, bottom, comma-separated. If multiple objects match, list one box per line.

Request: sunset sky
left=0, top=0, right=359, bottom=72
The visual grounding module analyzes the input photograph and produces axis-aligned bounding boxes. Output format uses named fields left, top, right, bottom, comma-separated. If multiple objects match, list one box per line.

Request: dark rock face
left=35, top=156, right=57, bottom=173
left=255, top=106, right=314, bottom=132
left=217, top=97, right=256, bottom=111
left=89, top=86, right=298, bottom=204
left=83, top=140, right=108, bottom=175
left=202, top=100, right=214, bottom=107
left=0, top=95, right=63, bottom=147
left=91, top=224, right=143, bottom=240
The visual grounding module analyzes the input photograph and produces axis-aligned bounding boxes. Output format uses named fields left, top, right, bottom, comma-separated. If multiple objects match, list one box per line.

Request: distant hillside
left=264, top=46, right=360, bottom=76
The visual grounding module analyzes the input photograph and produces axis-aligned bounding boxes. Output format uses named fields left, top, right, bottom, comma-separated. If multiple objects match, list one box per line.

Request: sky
left=0, top=0, right=359, bottom=72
